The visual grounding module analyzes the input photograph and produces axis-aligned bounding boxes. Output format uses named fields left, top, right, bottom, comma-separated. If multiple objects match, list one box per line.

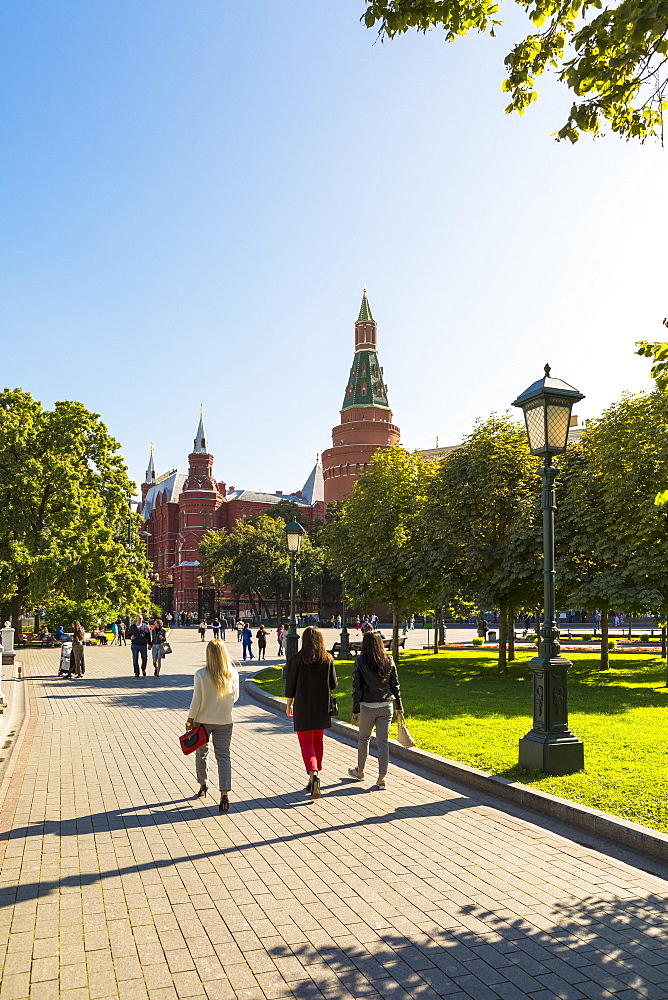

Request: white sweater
left=188, top=666, right=239, bottom=725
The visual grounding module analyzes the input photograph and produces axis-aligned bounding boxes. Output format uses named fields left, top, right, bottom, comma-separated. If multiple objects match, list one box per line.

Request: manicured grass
left=254, top=650, right=668, bottom=834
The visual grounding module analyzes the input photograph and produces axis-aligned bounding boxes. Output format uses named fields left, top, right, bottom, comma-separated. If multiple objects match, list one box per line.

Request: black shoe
left=311, top=775, right=321, bottom=799
left=196, top=784, right=207, bottom=798
left=219, top=794, right=229, bottom=813
left=142, top=670, right=146, bottom=675
left=305, top=775, right=313, bottom=792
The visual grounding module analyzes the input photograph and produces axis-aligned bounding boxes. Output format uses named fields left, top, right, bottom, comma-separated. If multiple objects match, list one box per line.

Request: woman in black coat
left=285, top=626, right=337, bottom=799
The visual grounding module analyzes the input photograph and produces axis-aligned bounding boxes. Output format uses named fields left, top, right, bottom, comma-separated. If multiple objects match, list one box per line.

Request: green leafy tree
left=422, top=415, right=542, bottom=670
left=325, top=446, right=437, bottom=661
left=557, top=389, right=668, bottom=671
left=200, top=515, right=324, bottom=621
left=0, top=389, right=150, bottom=633
left=636, top=325, right=668, bottom=390
left=363, top=0, right=668, bottom=141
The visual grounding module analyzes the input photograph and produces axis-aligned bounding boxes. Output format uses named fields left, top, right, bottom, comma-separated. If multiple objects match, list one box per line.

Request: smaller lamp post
left=339, top=576, right=351, bottom=660
left=513, top=364, right=585, bottom=775
left=284, top=521, right=305, bottom=665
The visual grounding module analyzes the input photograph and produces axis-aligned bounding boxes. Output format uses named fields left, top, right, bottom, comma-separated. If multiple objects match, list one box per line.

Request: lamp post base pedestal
left=519, top=731, right=584, bottom=776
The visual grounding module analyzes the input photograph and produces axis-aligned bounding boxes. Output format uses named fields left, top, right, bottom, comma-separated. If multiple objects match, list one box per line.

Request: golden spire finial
left=199, top=403, right=203, bottom=419
left=363, top=286, right=367, bottom=294
left=150, top=442, right=154, bottom=453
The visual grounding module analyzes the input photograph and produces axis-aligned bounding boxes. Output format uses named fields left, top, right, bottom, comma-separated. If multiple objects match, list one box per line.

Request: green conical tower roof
left=357, top=289, right=374, bottom=322
left=341, top=350, right=389, bottom=410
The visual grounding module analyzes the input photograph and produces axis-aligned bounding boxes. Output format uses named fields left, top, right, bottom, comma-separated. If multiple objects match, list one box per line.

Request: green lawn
left=254, top=650, right=668, bottom=834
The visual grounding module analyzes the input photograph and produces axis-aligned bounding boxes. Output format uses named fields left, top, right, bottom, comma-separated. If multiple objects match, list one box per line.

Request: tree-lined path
left=1, top=631, right=667, bottom=1000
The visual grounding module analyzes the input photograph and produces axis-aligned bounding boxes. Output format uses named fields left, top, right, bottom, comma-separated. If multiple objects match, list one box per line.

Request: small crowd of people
left=185, top=626, right=403, bottom=811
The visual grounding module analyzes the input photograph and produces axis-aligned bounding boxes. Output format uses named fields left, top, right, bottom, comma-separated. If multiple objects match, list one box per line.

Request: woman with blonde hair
left=285, top=626, right=337, bottom=799
left=186, top=640, right=239, bottom=812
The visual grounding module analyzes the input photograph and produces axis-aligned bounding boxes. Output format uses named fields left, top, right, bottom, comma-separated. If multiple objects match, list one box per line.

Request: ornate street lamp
left=513, top=364, right=585, bottom=775
left=339, top=575, right=351, bottom=660
left=284, top=521, right=305, bottom=665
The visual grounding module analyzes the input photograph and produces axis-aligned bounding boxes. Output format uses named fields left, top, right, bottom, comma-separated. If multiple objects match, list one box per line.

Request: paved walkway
left=1, top=632, right=668, bottom=1000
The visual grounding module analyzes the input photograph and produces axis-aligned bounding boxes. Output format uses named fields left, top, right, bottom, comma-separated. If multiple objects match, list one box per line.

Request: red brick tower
left=322, top=291, right=401, bottom=504
left=172, top=409, right=226, bottom=616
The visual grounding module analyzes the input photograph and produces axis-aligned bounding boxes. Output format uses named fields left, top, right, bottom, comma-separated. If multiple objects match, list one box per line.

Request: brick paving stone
left=1, top=638, right=668, bottom=1000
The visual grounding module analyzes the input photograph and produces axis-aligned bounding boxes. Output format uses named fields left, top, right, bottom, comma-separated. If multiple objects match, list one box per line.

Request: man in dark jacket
left=128, top=614, right=152, bottom=676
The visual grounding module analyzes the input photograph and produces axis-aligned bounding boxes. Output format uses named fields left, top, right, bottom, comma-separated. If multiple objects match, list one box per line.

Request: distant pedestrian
left=355, top=617, right=361, bottom=631
left=111, top=621, right=119, bottom=645
left=186, top=640, right=239, bottom=813
left=220, top=616, right=228, bottom=640
left=198, top=620, right=207, bottom=642
left=152, top=618, right=167, bottom=676
left=349, top=630, right=404, bottom=790
left=334, top=615, right=341, bottom=630
left=476, top=618, right=489, bottom=641
left=236, top=620, right=244, bottom=641
left=409, top=615, right=415, bottom=630
left=118, top=620, right=127, bottom=645
left=256, top=625, right=267, bottom=660
left=242, top=625, right=254, bottom=660
left=69, top=620, right=85, bottom=678
left=128, top=615, right=152, bottom=676
left=212, top=618, right=221, bottom=640
left=285, top=626, right=337, bottom=799
left=166, top=612, right=173, bottom=629
left=277, top=626, right=285, bottom=656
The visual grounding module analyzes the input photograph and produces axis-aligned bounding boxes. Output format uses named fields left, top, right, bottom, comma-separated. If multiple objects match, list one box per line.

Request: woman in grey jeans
left=349, top=631, right=404, bottom=789
left=185, top=640, right=239, bottom=812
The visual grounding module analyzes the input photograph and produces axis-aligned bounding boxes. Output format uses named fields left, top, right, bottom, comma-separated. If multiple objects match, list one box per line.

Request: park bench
left=330, top=636, right=406, bottom=658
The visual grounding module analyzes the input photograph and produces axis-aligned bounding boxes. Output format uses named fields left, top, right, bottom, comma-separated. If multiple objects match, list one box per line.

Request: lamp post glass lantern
left=284, top=521, right=305, bottom=665
left=513, top=364, right=585, bottom=776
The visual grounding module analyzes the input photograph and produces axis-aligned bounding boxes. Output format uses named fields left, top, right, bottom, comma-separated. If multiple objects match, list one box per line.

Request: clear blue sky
left=2, top=1, right=664, bottom=497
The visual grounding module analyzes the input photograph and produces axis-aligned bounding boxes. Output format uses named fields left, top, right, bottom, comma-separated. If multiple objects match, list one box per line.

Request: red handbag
left=179, top=724, right=208, bottom=755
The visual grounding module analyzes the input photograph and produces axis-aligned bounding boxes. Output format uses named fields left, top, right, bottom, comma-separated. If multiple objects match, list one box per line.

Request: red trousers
left=297, top=730, right=324, bottom=772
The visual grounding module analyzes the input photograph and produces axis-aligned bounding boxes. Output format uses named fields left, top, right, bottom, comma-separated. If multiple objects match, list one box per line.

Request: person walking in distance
left=241, top=623, right=254, bottom=660
left=151, top=618, right=167, bottom=676
left=128, top=615, right=152, bottom=676
left=349, top=630, right=404, bottom=790
left=256, top=624, right=267, bottom=660
left=220, top=616, right=228, bottom=641
left=211, top=617, right=221, bottom=640
left=185, top=640, right=239, bottom=813
left=285, top=626, right=338, bottom=799
left=198, top=620, right=207, bottom=642
left=69, top=620, right=85, bottom=678
left=277, top=625, right=285, bottom=656
left=118, top=619, right=127, bottom=646
left=236, top=620, right=244, bottom=641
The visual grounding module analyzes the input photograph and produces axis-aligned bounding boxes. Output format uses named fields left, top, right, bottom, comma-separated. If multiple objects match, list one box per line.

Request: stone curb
left=245, top=677, right=668, bottom=864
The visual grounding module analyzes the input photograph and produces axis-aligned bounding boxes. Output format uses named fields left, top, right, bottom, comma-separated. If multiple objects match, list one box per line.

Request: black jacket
left=128, top=623, right=152, bottom=647
left=352, top=655, right=403, bottom=714
left=285, top=655, right=337, bottom=732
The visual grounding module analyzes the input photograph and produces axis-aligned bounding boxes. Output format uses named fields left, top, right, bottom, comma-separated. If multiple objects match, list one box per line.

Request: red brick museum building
left=140, top=412, right=325, bottom=619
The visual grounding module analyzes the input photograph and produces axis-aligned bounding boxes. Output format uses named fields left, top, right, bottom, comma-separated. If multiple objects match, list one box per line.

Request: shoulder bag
left=396, top=718, right=416, bottom=748
left=162, top=641, right=172, bottom=655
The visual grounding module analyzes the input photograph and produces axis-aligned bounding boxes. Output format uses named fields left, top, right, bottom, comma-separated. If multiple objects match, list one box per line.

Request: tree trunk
left=535, top=606, right=541, bottom=640
left=392, top=608, right=399, bottom=665
left=600, top=608, right=609, bottom=670
left=498, top=601, right=508, bottom=673
left=433, top=606, right=440, bottom=654
left=507, top=606, right=515, bottom=662
left=10, top=586, right=27, bottom=645
left=662, top=625, right=667, bottom=660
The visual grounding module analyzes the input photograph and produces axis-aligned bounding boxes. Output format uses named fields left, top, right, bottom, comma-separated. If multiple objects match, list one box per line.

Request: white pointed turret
left=145, top=443, right=156, bottom=484
left=193, top=405, right=208, bottom=454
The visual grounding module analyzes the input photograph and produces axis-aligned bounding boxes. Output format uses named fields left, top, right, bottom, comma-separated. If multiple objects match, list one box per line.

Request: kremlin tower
left=322, top=291, right=401, bottom=504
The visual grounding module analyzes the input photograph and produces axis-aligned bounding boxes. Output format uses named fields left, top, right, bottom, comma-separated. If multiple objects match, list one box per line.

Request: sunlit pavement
left=1, top=629, right=667, bottom=1000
